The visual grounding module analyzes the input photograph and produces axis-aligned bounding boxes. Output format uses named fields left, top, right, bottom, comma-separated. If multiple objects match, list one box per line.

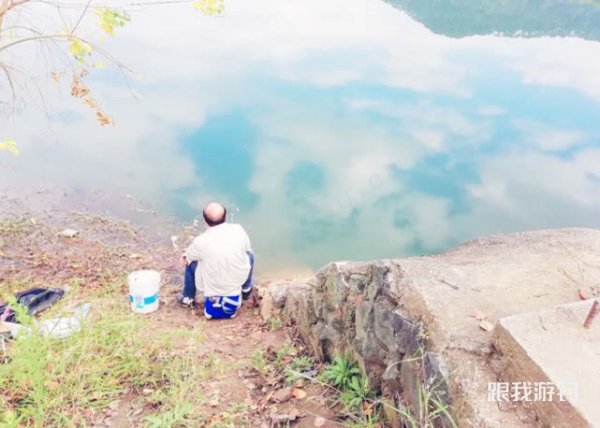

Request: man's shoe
left=176, top=293, right=195, bottom=309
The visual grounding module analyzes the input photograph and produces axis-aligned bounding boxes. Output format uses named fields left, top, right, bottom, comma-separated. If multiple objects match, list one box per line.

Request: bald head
left=203, top=202, right=227, bottom=227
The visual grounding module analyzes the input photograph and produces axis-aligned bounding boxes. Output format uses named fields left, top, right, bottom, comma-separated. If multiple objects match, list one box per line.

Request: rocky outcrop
left=259, top=228, right=600, bottom=427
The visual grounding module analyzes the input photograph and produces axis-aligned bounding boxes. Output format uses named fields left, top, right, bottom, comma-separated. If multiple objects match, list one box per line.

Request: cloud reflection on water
left=2, top=0, right=600, bottom=269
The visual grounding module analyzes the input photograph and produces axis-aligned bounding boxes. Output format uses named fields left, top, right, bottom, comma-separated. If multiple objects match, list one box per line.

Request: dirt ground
left=125, top=294, right=339, bottom=428
left=0, top=191, right=341, bottom=427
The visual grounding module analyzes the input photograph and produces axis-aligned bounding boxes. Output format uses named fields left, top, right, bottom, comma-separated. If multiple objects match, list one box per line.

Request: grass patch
left=0, top=302, right=150, bottom=426
left=248, top=349, right=268, bottom=376
left=0, top=278, right=38, bottom=302
left=266, top=317, right=283, bottom=330
left=318, top=355, right=382, bottom=426
left=284, top=355, right=314, bottom=385
left=0, top=217, right=31, bottom=238
left=390, top=380, right=457, bottom=428
left=0, top=290, right=213, bottom=427
left=274, top=341, right=297, bottom=365
left=318, top=353, right=457, bottom=428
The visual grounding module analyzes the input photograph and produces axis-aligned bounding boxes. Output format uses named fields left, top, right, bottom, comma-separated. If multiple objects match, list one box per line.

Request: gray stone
left=494, top=300, right=600, bottom=428
left=260, top=228, right=600, bottom=427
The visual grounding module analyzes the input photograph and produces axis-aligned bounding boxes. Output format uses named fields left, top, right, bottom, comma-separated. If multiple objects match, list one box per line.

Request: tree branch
left=0, top=24, right=43, bottom=35
left=0, top=0, right=10, bottom=36
left=0, top=0, right=31, bottom=21
left=0, top=33, right=68, bottom=52
left=0, top=61, right=17, bottom=116
left=70, top=0, right=91, bottom=35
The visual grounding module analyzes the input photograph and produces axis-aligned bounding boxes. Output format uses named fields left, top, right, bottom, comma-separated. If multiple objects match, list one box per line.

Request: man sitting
left=176, top=202, right=254, bottom=319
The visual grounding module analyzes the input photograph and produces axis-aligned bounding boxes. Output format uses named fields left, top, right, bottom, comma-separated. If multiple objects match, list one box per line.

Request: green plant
left=274, top=342, right=297, bottom=365
left=390, top=380, right=457, bottom=428
left=347, top=413, right=382, bottom=428
left=266, top=316, right=283, bottom=330
left=320, top=355, right=384, bottom=426
left=0, top=218, right=30, bottom=237
left=339, top=372, right=373, bottom=411
left=4, top=296, right=34, bottom=326
left=323, top=355, right=362, bottom=391
left=144, top=402, right=191, bottom=428
left=0, top=294, right=214, bottom=426
left=284, top=355, right=314, bottom=384
left=249, top=349, right=267, bottom=375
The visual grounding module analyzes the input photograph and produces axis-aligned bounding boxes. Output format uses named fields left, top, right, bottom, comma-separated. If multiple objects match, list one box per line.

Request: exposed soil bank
left=0, top=194, right=336, bottom=427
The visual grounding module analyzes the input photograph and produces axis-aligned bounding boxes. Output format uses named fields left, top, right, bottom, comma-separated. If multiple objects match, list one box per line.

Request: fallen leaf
left=292, top=388, right=307, bottom=400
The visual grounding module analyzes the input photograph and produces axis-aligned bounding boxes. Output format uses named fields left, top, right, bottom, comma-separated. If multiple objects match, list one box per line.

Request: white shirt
left=184, top=223, right=252, bottom=297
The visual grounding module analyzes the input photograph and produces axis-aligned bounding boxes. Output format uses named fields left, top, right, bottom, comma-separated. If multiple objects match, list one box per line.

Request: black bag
left=0, top=288, right=64, bottom=323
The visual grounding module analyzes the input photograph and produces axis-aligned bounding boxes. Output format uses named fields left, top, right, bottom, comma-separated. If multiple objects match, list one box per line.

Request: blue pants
left=204, top=295, right=241, bottom=319
left=183, top=253, right=254, bottom=318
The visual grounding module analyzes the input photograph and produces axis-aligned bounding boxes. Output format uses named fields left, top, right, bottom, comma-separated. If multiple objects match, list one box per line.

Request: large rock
left=259, top=228, right=600, bottom=427
left=494, top=300, right=600, bottom=427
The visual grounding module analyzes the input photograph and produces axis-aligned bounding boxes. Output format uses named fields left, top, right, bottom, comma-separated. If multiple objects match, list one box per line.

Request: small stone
left=271, top=387, right=293, bottom=403
left=314, top=416, right=326, bottom=427
left=292, top=388, right=307, bottom=399
left=269, top=411, right=299, bottom=423
left=242, top=380, right=256, bottom=390
left=209, top=392, right=220, bottom=407
left=260, top=291, right=275, bottom=321
left=129, top=407, right=143, bottom=417
left=142, top=388, right=154, bottom=395
left=479, top=320, right=494, bottom=332
left=58, top=229, right=79, bottom=238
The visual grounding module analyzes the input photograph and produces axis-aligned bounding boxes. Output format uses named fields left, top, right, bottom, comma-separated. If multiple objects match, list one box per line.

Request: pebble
left=314, top=416, right=326, bottom=427
left=58, top=229, right=79, bottom=238
left=271, top=386, right=293, bottom=403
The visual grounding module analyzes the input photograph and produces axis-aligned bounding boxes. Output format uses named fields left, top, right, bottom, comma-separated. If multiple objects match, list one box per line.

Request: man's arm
left=183, top=236, right=204, bottom=262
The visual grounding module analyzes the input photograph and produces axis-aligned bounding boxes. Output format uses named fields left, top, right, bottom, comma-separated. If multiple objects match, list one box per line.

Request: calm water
left=2, top=0, right=600, bottom=270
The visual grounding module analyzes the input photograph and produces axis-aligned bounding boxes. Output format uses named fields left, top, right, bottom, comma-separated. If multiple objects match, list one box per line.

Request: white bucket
left=128, top=270, right=160, bottom=314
